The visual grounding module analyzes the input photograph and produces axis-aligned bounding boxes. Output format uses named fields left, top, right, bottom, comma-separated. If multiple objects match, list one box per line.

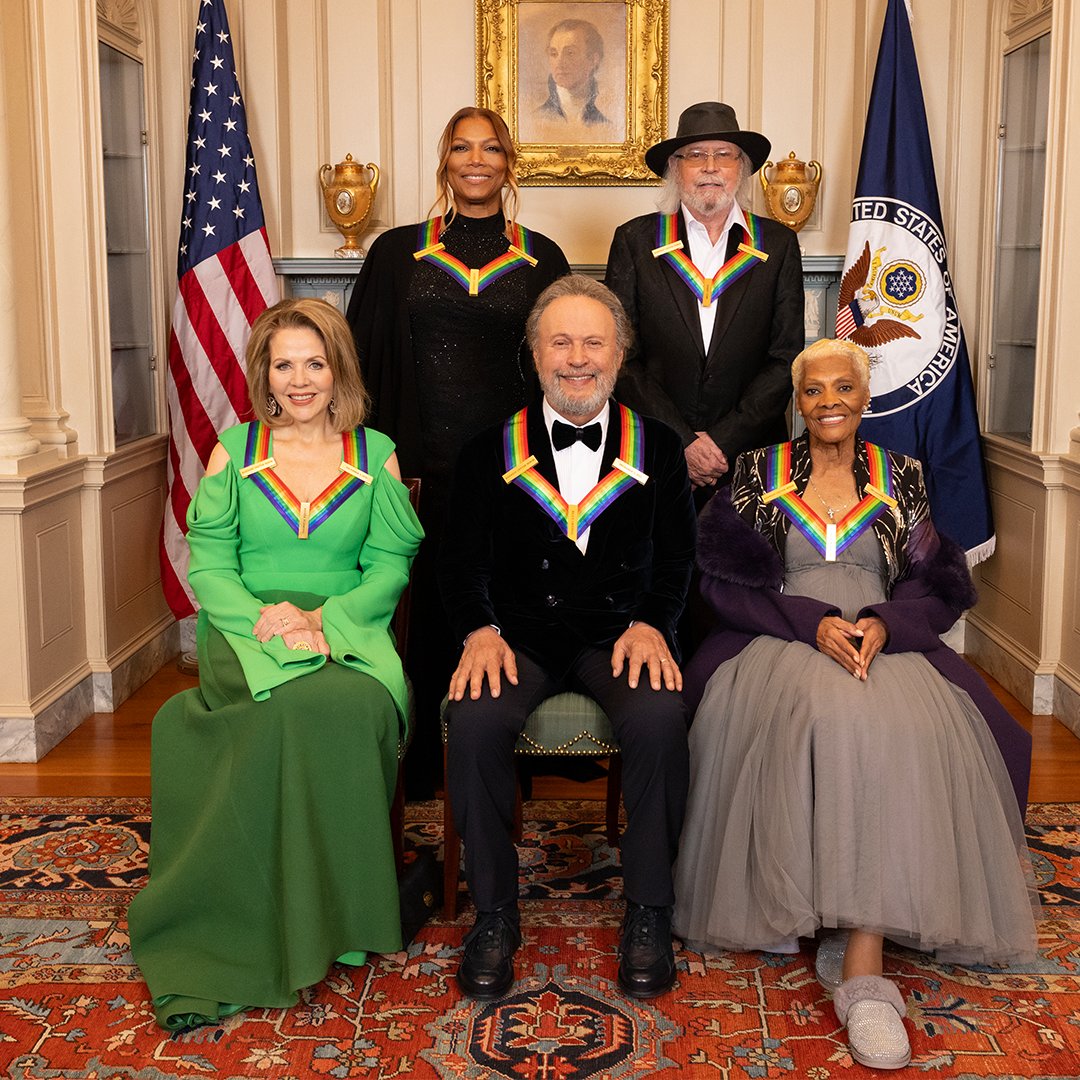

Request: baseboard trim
left=1053, top=669, right=1080, bottom=738
left=965, top=620, right=1055, bottom=715
left=0, top=676, right=94, bottom=762
left=92, top=622, right=180, bottom=712
left=0, top=623, right=179, bottom=763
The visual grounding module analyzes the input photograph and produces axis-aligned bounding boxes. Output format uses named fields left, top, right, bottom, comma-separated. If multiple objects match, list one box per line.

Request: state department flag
left=160, top=0, right=278, bottom=617
left=837, top=0, right=994, bottom=561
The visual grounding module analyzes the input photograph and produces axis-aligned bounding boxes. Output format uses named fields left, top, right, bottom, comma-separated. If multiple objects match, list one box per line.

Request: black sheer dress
left=346, top=210, right=570, bottom=795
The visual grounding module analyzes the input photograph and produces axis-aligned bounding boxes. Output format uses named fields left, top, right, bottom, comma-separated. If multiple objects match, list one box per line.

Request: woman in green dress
left=128, top=298, right=424, bottom=1031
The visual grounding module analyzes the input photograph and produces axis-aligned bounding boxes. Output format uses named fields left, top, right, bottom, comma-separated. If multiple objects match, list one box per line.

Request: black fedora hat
left=645, top=101, right=771, bottom=177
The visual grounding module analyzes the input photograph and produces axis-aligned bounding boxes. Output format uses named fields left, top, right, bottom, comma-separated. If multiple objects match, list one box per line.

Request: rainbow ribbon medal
left=241, top=423, right=372, bottom=539
left=500, top=406, right=648, bottom=542
left=762, top=441, right=897, bottom=561
left=651, top=212, right=768, bottom=307
left=413, top=216, right=538, bottom=296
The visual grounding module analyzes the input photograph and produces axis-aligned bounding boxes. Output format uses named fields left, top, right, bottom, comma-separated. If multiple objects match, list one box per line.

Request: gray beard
left=540, top=369, right=617, bottom=422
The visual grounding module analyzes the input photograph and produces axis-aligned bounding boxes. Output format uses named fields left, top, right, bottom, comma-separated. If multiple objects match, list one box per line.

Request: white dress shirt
left=681, top=200, right=747, bottom=350
left=543, top=398, right=609, bottom=554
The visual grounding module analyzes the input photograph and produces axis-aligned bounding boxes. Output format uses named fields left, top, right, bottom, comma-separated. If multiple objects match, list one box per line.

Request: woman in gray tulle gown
left=673, top=338, right=1038, bottom=1071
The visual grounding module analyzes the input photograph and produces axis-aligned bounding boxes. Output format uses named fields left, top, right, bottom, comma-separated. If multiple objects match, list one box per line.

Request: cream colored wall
left=193, top=1, right=995, bottom=274
left=1040, top=0, right=1080, bottom=731
left=142, top=0, right=1079, bottom=727
left=1059, top=459, right=1080, bottom=725
left=0, top=463, right=88, bottom=759
left=0, top=0, right=174, bottom=762
left=2, top=0, right=1079, bottom=759
left=964, top=0, right=1080, bottom=725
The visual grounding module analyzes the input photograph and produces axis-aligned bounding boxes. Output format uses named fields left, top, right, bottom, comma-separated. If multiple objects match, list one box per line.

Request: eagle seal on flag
left=836, top=239, right=923, bottom=349
left=839, top=197, right=961, bottom=419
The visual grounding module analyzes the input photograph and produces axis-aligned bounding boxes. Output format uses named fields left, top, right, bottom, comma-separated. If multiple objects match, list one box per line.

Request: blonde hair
left=430, top=107, right=520, bottom=229
left=246, top=298, right=370, bottom=432
left=791, top=337, right=871, bottom=394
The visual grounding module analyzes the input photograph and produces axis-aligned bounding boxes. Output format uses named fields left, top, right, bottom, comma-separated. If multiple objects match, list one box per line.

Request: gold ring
left=281, top=617, right=290, bottom=626
left=659, top=658, right=670, bottom=663
left=290, top=641, right=313, bottom=652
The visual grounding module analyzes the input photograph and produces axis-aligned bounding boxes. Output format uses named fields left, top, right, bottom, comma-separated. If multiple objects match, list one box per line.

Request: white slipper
left=833, top=975, right=911, bottom=1070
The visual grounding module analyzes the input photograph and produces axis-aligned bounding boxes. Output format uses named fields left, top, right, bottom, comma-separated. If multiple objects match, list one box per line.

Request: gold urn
left=319, top=154, right=380, bottom=258
left=760, top=151, right=822, bottom=233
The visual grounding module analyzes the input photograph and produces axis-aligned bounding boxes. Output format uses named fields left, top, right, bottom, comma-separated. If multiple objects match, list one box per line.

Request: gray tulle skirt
left=672, top=530, right=1038, bottom=965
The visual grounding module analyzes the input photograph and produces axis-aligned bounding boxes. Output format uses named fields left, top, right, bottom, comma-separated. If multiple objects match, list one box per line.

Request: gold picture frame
left=476, top=0, right=668, bottom=185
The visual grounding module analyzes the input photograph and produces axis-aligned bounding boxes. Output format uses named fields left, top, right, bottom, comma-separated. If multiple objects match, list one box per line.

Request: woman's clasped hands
left=815, top=614, right=887, bottom=680
left=253, top=600, right=331, bottom=656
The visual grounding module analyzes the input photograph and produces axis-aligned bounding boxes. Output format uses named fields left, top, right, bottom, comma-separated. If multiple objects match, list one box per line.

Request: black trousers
left=445, top=647, right=690, bottom=912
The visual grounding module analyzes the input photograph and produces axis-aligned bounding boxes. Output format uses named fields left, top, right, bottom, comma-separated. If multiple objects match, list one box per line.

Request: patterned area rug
left=2, top=797, right=1080, bottom=1079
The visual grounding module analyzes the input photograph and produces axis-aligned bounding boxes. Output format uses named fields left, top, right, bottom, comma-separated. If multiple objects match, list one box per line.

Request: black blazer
left=439, top=399, right=696, bottom=671
left=605, top=210, right=804, bottom=463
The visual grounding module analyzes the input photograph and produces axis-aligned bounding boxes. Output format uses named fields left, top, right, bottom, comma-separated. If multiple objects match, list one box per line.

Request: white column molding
left=1034, top=0, right=1080, bottom=455
left=380, top=0, right=425, bottom=229
left=0, top=30, right=43, bottom=471
left=25, top=0, right=113, bottom=457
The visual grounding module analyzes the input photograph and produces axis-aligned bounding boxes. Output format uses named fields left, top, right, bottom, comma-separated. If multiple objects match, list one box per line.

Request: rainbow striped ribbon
left=651, top=212, right=768, bottom=308
left=500, top=405, right=648, bottom=542
left=240, top=423, right=372, bottom=539
left=413, top=216, right=538, bottom=296
left=762, top=441, right=897, bottom=561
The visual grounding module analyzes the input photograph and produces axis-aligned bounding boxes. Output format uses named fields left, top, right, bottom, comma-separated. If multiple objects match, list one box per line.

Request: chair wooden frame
left=441, top=695, right=624, bottom=919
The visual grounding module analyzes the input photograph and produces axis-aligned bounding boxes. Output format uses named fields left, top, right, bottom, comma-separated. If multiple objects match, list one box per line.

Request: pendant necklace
left=807, top=476, right=851, bottom=523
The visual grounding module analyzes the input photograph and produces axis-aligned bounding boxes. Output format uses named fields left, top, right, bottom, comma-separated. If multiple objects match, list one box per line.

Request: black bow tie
left=552, top=420, right=602, bottom=452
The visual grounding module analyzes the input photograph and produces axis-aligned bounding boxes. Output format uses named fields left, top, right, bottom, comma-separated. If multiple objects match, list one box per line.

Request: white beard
left=681, top=182, right=735, bottom=222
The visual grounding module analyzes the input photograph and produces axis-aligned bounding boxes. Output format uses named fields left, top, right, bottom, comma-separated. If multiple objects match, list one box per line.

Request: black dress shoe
left=456, top=908, right=521, bottom=1000
left=617, top=903, right=676, bottom=999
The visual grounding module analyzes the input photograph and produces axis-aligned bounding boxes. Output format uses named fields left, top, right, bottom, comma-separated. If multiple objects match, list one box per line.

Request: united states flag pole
left=837, top=0, right=994, bottom=563
left=160, top=0, right=279, bottom=618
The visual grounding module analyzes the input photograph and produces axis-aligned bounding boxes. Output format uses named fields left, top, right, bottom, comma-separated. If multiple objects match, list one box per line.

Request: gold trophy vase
left=760, top=151, right=822, bottom=233
left=319, top=154, right=380, bottom=258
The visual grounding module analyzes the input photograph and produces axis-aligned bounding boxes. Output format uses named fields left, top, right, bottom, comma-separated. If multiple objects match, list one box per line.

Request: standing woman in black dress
left=346, top=106, right=570, bottom=795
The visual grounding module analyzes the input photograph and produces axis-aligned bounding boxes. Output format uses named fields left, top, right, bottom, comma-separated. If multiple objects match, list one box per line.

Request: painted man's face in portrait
left=547, top=28, right=600, bottom=94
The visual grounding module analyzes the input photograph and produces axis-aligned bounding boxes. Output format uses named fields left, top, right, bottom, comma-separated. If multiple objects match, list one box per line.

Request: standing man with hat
left=605, top=102, right=804, bottom=492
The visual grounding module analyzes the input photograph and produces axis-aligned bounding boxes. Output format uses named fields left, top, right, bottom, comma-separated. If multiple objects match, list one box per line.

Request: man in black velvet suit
left=439, top=275, right=695, bottom=1001
left=605, top=102, right=805, bottom=491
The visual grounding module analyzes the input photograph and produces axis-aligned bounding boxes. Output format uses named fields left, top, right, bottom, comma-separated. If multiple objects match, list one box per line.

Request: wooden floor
left=1, top=660, right=1080, bottom=802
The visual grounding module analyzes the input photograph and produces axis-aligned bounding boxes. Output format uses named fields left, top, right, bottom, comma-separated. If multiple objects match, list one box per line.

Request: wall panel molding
left=97, top=0, right=141, bottom=50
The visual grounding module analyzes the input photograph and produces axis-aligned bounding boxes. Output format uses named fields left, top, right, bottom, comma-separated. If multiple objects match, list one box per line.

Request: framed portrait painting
left=476, top=0, right=668, bottom=185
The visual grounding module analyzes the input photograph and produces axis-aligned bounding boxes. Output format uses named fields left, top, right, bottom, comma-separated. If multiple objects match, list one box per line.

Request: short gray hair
left=655, top=149, right=753, bottom=214
left=791, top=337, right=871, bottom=393
left=525, top=273, right=633, bottom=355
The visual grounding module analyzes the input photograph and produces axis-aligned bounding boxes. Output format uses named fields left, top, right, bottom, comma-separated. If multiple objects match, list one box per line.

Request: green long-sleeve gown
left=128, top=422, right=423, bottom=1030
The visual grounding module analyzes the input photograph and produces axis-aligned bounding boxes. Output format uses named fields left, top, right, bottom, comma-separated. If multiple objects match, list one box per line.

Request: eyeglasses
left=672, top=148, right=742, bottom=167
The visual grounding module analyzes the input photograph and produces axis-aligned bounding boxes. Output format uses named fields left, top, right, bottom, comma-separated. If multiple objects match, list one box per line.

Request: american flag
left=160, top=0, right=278, bottom=617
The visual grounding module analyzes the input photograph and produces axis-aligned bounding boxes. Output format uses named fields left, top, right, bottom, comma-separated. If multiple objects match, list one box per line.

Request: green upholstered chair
left=441, top=691, right=623, bottom=919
